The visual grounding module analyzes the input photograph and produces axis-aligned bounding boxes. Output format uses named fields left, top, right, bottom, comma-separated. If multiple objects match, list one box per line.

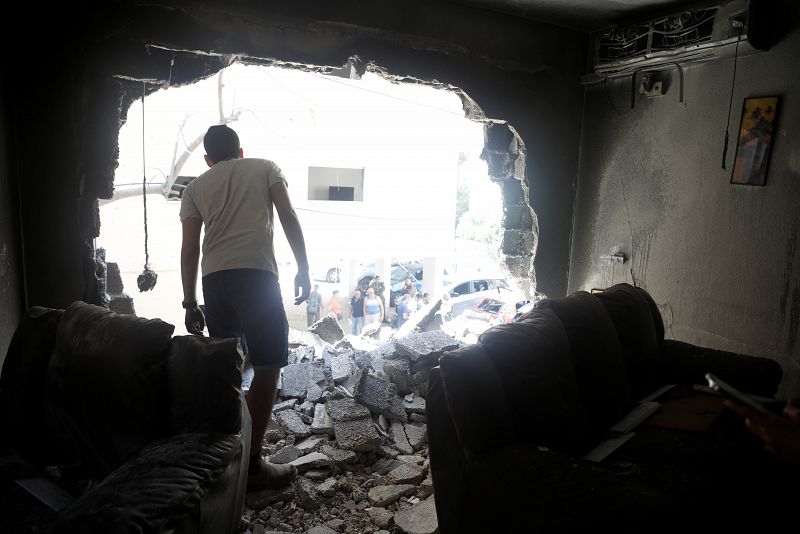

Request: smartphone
left=705, top=372, right=781, bottom=419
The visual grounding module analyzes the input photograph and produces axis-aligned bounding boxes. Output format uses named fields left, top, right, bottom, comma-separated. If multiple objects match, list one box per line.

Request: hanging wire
left=137, top=81, right=158, bottom=292
left=142, top=81, right=149, bottom=268
left=722, top=23, right=744, bottom=170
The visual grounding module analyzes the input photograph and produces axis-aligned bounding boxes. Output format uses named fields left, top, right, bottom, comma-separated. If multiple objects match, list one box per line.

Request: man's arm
left=181, top=217, right=205, bottom=334
left=271, top=181, right=311, bottom=304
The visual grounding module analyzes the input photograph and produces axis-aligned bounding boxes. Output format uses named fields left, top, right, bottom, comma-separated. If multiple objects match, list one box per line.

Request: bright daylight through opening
left=98, top=61, right=515, bottom=340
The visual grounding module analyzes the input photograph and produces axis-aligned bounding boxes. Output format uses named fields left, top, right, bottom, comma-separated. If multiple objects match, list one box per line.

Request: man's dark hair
left=204, top=125, right=240, bottom=163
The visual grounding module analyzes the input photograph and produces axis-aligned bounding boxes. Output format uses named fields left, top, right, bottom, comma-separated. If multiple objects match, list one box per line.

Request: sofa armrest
left=50, top=432, right=243, bottom=534
left=659, top=340, right=782, bottom=397
left=437, top=345, right=515, bottom=455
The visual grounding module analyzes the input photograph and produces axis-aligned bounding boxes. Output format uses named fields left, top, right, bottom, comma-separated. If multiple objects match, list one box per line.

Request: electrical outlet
left=610, top=253, right=626, bottom=264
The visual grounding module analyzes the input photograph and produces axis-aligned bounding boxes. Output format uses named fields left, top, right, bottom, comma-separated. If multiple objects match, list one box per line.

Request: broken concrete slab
left=330, top=353, right=355, bottom=383
left=396, top=454, right=426, bottom=466
left=299, top=400, right=316, bottom=417
left=268, top=445, right=300, bottom=464
left=395, top=330, right=458, bottom=366
left=316, top=477, right=338, bottom=497
left=404, top=422, right=427, bottom=451
left=310, top=314, right=345, bottom=344
left=391, top=421, right=414, bottom=455
left=320, top=445, right=358, bottom=465
left=403, top=395, right=426, bottom=414
left=272, top=399, right=297, bottom=413
left=265, top=414, right=286, bottom=443
left=383, top=359, right=413, bottom=395
left=275, top=409, right=312, bottom=438
left=367, top=484, right=417, bottom=507
left=393, top=495, right=438, bottom=534
left=333, top=418, right=382, bottom=451
left=326, top=396, right=372, bottom=422
left=307, top=526, right=338, bottom=534
left=294, top=435, right=329, bottom=454
left=386, top=463, right=425, bottom=485
left=293, top=477, right=321, bottom=510
left=289, top=345, right=315, bottom=364
left=279, top=362, right=327, bottom=399
left=306, top=383, right=325, bottom=402
left=289, top=451, right=332, bottom=471
left=312, top=403, right=335, bottom=435
left=366, top=507, right=394, bottom=529
left=371, top=457, right=401, bottom=476
left=353, top=371, right=408, bottom=422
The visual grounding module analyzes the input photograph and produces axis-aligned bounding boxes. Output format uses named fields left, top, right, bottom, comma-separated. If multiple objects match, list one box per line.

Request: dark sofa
left=427, top=283, right=796, bottom=533
left=0, top=302, right=251, bottom=534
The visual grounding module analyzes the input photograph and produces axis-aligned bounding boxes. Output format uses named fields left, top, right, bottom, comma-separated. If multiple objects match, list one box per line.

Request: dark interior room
left=1, top=0, right=799, bottom=532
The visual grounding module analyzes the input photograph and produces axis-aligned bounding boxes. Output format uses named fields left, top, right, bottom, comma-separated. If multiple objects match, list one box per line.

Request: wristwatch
left=182, top=300, right=198, bottom=309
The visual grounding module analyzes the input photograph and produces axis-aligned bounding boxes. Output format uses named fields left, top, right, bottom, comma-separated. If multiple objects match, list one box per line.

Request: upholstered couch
left=0, top=302, right=251, bottom=534
left=427, top=283, right=796, bottom=533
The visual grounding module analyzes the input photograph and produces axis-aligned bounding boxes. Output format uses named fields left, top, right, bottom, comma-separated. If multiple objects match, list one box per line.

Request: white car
left=442, top=274, right=527, bottom=320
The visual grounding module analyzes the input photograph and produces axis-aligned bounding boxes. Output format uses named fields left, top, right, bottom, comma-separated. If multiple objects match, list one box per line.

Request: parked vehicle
left=463, top=297, right=516, bottom=326
left=442, top=273, right=527, bottom=321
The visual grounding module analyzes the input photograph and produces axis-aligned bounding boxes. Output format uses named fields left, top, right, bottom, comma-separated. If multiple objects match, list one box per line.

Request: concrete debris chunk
left=326, top=396, right=372, bottom=422
left=354, top=371, right=408, bottom=422
left=404, top=396, right=426, bottom=414
left=391, top=421, right=414, bottom=455
left=386, top=463, right=425, bottom=485
left=320, top=445, right=358, bottom=465
left=367, top=484, right=417, bottom=507
left=299, top=400, right=316, bottom=416
left=307, top=527, right=338, bottom=534
left=289, top=451, right=332, bottom=471
left=275, top=409, right=312, bottom=438
left=396, top=454, right=426, bottom=466
left=330, top=353, right=355, bottom=383
left=372, top=457, right=401, bottom=476
left=312, top=403, right=335, bottom=435
left=289, top=345, right=315, bottom=364
left=419, top=474, right=434, bottom=499
left=393, top=495, right=438, bottom=534
left=268, top=445, right=300, bottom=464
left=294, top=435, right=329, bottom=454
left=306, top=383, right=325, bottom=402
left=310, top=314, right=345, bottom=344
left=293, top=477, right=321, bottom=510
left=272, top=399, right=297, bottom=413
left=333, top=418, right=382, bottom=451
left=316, top=477, right=338, bottom=497
left=265, top=414, right=286, bottom=442
left=395, top=330, right=458, bottom=366
left=367, top=507, right=394, bottom=529
left=279, top=362, right=326, bottom=399
left=404, top=422, right=428, bottom=450
left=383, top=359, right=413, bottom=395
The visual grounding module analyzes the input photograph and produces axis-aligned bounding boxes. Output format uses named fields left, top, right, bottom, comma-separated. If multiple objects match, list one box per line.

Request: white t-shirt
left=179, top=158, right=286, bottom=277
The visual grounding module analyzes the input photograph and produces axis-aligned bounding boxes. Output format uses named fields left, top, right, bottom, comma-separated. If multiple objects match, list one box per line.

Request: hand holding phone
left=705, top=372, right=782, bottom=419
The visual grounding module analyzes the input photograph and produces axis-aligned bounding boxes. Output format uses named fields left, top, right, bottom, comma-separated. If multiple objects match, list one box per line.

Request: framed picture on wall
left=730, top=96, right=780, bottom=186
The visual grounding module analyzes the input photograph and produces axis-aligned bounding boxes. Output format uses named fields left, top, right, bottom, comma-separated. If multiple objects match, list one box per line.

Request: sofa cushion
left=168, top=335, right=244, bottom=435
left=477, top=308, right=591, bottom=454
left=594, top=283, right=662, bottom=398
left=438, top=344, right=515, bottom=455
left=50, top=433, right=240, bottom=534
left=535, top=291, right=632, bottom=438
left=0, top=307, right=71, bottom=465
left=45, top=302, right=175, bottom=477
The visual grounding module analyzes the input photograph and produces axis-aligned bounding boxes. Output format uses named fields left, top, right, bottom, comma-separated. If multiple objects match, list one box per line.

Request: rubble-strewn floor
left=237, top=318, right=458, bottom=534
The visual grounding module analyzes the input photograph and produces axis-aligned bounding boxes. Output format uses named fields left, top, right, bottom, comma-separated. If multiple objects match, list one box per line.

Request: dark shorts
left=202, top=268, right=288, bottom=369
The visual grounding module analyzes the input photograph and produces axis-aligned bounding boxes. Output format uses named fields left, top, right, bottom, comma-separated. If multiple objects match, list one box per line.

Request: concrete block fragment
left=268, top=445, right=300, bottom=464
left=289, top=451, right=332, bottom=471
left=309, top=314, right=345, bottom=344
left=404, top=422, right=427, bottom=451
left=386, top=463, right=425, bottom=485
left=276, top=409, right=312, bottom=438
left=312, top=403, right=335, bottom=435
left=354, top=372, right=408, bottom=422
left=383, top=359, right=413, bottom=395
left=294, top=435, right=329, bottom=454
left=393, top=495, right=438, bottom=534
left=333, top=418, right=382, bottom=451
left=391, top=421, right=414, bottom=455
left=395, top=331, right=458, bottom=366
left=330, top=353, right=355, bottom=383
left=367, top=484, right=416, bottom=507
left=326, top=397, right=371, bottom=422
left=320, top=445, right=358, bottom=465
left=272, top=399, right=297, bottom=413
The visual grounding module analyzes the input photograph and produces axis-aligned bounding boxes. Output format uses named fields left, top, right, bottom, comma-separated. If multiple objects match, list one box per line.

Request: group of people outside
left=306, top=284, right=344, bottom=326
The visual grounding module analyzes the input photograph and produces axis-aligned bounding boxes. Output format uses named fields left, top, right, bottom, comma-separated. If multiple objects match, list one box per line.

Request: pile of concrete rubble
left=238, top=315, right=461, bottom=534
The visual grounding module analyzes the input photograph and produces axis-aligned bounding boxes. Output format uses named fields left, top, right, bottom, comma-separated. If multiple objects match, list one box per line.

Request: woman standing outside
left=363, top=287, right=384, bottom=326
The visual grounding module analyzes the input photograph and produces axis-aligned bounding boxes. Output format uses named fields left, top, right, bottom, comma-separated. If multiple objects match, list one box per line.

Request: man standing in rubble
left=179, top=124, right=310, bottom=491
